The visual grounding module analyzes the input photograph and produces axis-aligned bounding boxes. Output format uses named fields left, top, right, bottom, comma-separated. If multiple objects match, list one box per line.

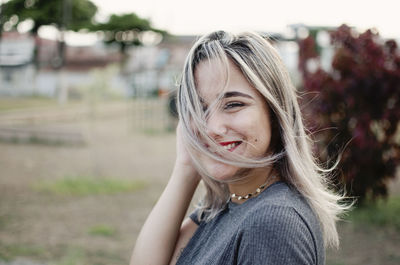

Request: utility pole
left=0, top=0, right=4, bottom=44
left=57, top=0, right=71, bottom=105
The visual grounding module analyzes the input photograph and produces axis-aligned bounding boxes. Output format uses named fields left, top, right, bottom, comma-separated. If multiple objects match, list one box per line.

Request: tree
left=92, top=13, right=167, bottom=58
left=1, top=0, right=97, bottom=67
left=299, top=25, right=400, bottom=203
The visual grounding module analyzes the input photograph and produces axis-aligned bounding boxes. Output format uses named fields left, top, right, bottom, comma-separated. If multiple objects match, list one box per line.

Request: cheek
left=243, top=113, right=272, bottom=152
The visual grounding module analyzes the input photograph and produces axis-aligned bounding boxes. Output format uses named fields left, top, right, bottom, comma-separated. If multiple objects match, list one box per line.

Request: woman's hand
left=173, top=122, right=201, bottom=182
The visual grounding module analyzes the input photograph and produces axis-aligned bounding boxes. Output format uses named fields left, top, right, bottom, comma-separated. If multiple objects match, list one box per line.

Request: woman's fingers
left=174, top=122, right=201, bottom=180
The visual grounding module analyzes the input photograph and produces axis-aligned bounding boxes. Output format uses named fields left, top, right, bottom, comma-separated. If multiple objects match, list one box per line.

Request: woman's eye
left=224, top=102, right=244, bottom=110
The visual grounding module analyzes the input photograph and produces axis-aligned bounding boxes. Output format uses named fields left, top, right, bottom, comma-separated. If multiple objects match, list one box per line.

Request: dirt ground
left=0, top=99, right=399, bottom=265
left=0, top=100, right=178, bottom=264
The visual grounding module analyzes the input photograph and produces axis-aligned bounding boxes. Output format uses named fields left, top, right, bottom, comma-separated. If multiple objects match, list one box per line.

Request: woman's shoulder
left=244, top=181, right=316, bottom=221
left=235, top=181, right=322, bottom=244
left=237, top=204, right=322, bottom=264
left=235, top=182, right=304, bottom=214
left=235, top=183, right=324, bottom=264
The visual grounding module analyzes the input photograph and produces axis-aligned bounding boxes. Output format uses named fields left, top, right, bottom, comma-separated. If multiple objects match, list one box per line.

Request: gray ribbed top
left=176, top=182, right=325, bottom=265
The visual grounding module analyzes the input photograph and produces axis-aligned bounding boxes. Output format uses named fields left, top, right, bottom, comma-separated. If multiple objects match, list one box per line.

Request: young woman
left=131, top=30, right=348, bottom=265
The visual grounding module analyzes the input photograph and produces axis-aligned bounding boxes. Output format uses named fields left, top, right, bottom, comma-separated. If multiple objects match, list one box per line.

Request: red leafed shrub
left=299, top=24, right=400, bottom=203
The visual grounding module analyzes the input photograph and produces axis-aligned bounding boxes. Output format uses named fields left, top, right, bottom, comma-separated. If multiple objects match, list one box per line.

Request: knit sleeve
left=189, top=209, right=201, bottom=225
left=237, top=206, right=318, bottom=265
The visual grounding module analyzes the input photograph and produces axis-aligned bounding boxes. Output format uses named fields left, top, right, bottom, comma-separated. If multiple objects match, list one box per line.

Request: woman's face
left=194, top=59, right=272, bottom=181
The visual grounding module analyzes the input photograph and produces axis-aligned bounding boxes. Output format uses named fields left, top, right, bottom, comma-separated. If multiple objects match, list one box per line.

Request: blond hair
left=177, top=30, right=349, bottom=248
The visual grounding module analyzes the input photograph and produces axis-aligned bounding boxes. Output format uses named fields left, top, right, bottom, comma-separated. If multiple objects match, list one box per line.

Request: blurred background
left=0, top=0, right=399, bottom=264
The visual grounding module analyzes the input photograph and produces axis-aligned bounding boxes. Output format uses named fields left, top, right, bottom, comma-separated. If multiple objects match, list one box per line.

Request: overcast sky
left=91, top=0, right=399, bottom=38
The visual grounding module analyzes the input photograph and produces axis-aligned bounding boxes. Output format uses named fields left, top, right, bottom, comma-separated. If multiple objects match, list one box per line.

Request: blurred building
left=0, top=32, right=35, bottom=95
left=0, top=31, right=122, bottom=97
left=125, top=35, right=197, bottom=97
left=125, top=33, right=302, bottom=97
left=0, top=31, right=304, bottom=98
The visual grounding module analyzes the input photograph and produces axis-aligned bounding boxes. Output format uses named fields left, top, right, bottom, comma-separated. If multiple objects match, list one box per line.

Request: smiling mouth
left=220, top=141, right=242, bottom=152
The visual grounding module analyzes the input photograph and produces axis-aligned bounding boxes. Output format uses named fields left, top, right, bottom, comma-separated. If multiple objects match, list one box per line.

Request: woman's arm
left=168, top=218, right=198, bottom=265
left=130, top=123, right=200, bottom=265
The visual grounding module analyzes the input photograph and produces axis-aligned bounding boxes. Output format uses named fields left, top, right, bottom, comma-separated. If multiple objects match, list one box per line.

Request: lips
left=219, top=141, right=242, bottom=152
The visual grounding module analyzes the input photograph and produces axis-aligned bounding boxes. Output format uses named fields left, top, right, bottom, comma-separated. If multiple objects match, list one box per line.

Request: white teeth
left=223, top=142, right=239, bottom=150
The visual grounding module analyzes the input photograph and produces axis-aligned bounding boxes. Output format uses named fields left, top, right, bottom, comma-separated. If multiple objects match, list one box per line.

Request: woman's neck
left=228, top=166, right=278, bottom=204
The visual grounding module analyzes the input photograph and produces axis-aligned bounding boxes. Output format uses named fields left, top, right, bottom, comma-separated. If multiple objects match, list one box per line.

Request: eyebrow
left=223, top=91, right=254, bottom=99
left=199, top=91, right=254, bottom=106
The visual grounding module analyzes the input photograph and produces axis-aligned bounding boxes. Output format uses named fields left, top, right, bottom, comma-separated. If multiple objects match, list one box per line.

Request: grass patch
left=0, top=243, right=46, bottom=261
left=348, top=196, right=400, bottom=230
left=88, top=224, right=116, bottom=237
left=386, top=253, right=400, bottom=262
left=86, top=249, right=128, bottom=265
left=34, top=176, right=147, bottom=196
left=55, top=247, right=86, bottom=265
left=0, top=215, right=12, bottom=230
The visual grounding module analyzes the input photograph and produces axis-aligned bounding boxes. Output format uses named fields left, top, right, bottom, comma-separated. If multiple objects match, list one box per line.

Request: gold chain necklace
left=230, top=176, right=275, bottom=201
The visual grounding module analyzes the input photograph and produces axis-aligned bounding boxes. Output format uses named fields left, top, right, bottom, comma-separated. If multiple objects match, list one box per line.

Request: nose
left=206, top=111, right=228, bottom=139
